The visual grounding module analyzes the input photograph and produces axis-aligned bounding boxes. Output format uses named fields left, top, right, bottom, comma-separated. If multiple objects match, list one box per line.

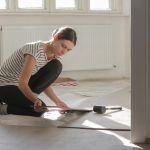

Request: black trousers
left=0, top=59, right=62, bottom=117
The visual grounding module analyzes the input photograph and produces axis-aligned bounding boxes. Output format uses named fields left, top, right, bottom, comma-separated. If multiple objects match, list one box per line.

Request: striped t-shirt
left=0, top=41, right=49, bottom=86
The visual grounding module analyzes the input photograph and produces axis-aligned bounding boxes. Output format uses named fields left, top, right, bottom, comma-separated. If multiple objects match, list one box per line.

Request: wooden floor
left=0, top=79, right=149, bottom=150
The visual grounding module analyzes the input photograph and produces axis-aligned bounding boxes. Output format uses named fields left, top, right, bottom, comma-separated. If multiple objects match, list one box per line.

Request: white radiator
left=1, top=25, right=113, bottom=71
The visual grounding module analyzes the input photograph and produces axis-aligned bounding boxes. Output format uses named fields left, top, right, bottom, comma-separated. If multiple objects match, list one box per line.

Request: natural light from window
left=0, top=0, right=6, bottom=9
left=18, top=0, right=43, bottom=9
left=82, top=120, right=140, bottom=148
left=90, top=0, right=110, bottom=10
left=56, top=0, right=76, bottom=9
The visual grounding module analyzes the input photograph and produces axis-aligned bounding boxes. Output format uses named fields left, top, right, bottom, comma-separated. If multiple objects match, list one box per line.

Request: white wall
left=0, top=14, right=130, bottom=80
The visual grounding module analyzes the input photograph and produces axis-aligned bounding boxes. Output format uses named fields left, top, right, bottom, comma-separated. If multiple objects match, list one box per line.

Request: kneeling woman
left=0, top=26, right=77, bottom=117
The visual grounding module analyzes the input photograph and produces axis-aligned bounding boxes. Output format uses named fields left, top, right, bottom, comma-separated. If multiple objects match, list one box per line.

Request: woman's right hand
left=34, top=99, right=43, bottom=112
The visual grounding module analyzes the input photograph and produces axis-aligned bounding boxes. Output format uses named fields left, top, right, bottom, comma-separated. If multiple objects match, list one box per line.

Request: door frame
left=131, top=0, right=150, bottom=143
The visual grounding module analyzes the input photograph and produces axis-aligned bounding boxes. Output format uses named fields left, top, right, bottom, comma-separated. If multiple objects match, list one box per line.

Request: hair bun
left=52, top=28, right=59, bottom=36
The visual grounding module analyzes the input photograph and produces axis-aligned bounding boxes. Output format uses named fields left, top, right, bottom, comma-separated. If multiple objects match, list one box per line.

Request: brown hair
left=52, top=26, right=77, bottom=46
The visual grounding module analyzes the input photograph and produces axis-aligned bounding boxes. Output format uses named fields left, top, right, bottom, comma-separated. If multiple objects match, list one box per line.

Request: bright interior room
left=0, top=0, right=150, bottom=150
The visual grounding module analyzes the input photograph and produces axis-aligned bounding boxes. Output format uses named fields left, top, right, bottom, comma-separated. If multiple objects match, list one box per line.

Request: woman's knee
left=50, top=59, right=62, bottom=74
left=41, top=59, right=62, bottom=76
left=28, top=59, right=62, bottom=94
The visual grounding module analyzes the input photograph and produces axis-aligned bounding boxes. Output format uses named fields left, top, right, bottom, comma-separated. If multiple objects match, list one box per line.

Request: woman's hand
left=34, top=99, right=43, bottom=112
left=55, top=100, right=69, bottom=110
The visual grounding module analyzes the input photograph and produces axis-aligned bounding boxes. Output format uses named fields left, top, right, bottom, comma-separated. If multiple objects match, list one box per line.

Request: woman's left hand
left=55, top=100, right=69, bottom=110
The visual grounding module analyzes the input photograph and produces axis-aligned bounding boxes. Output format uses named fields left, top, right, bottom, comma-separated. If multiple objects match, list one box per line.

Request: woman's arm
left=44, top=86, right=69, bottom=109
left=19, top=54, right=42, bottom=111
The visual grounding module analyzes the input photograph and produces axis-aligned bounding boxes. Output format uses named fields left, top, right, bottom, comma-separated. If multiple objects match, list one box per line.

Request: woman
left=0, top=26, right=77, bottom=117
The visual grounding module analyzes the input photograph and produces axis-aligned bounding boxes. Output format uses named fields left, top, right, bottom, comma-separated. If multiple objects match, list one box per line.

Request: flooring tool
left=39, top=105, right=122, bottom=114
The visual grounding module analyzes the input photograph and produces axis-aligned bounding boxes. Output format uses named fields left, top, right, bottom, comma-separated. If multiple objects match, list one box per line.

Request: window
left=0, top=0, right=123, bottom=14
left=53, top=0, right=81, bottom=12
left=90, top=0, right=110, bottom=10
left=17, top=0, right=44, bottom=9
left=0, top=0, right=7, bottom=9
left=53, top=0, right=121, bottom=13
left=88, top=0, right=122, bottom=13
left=56, top=0, right=76, bottom=9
